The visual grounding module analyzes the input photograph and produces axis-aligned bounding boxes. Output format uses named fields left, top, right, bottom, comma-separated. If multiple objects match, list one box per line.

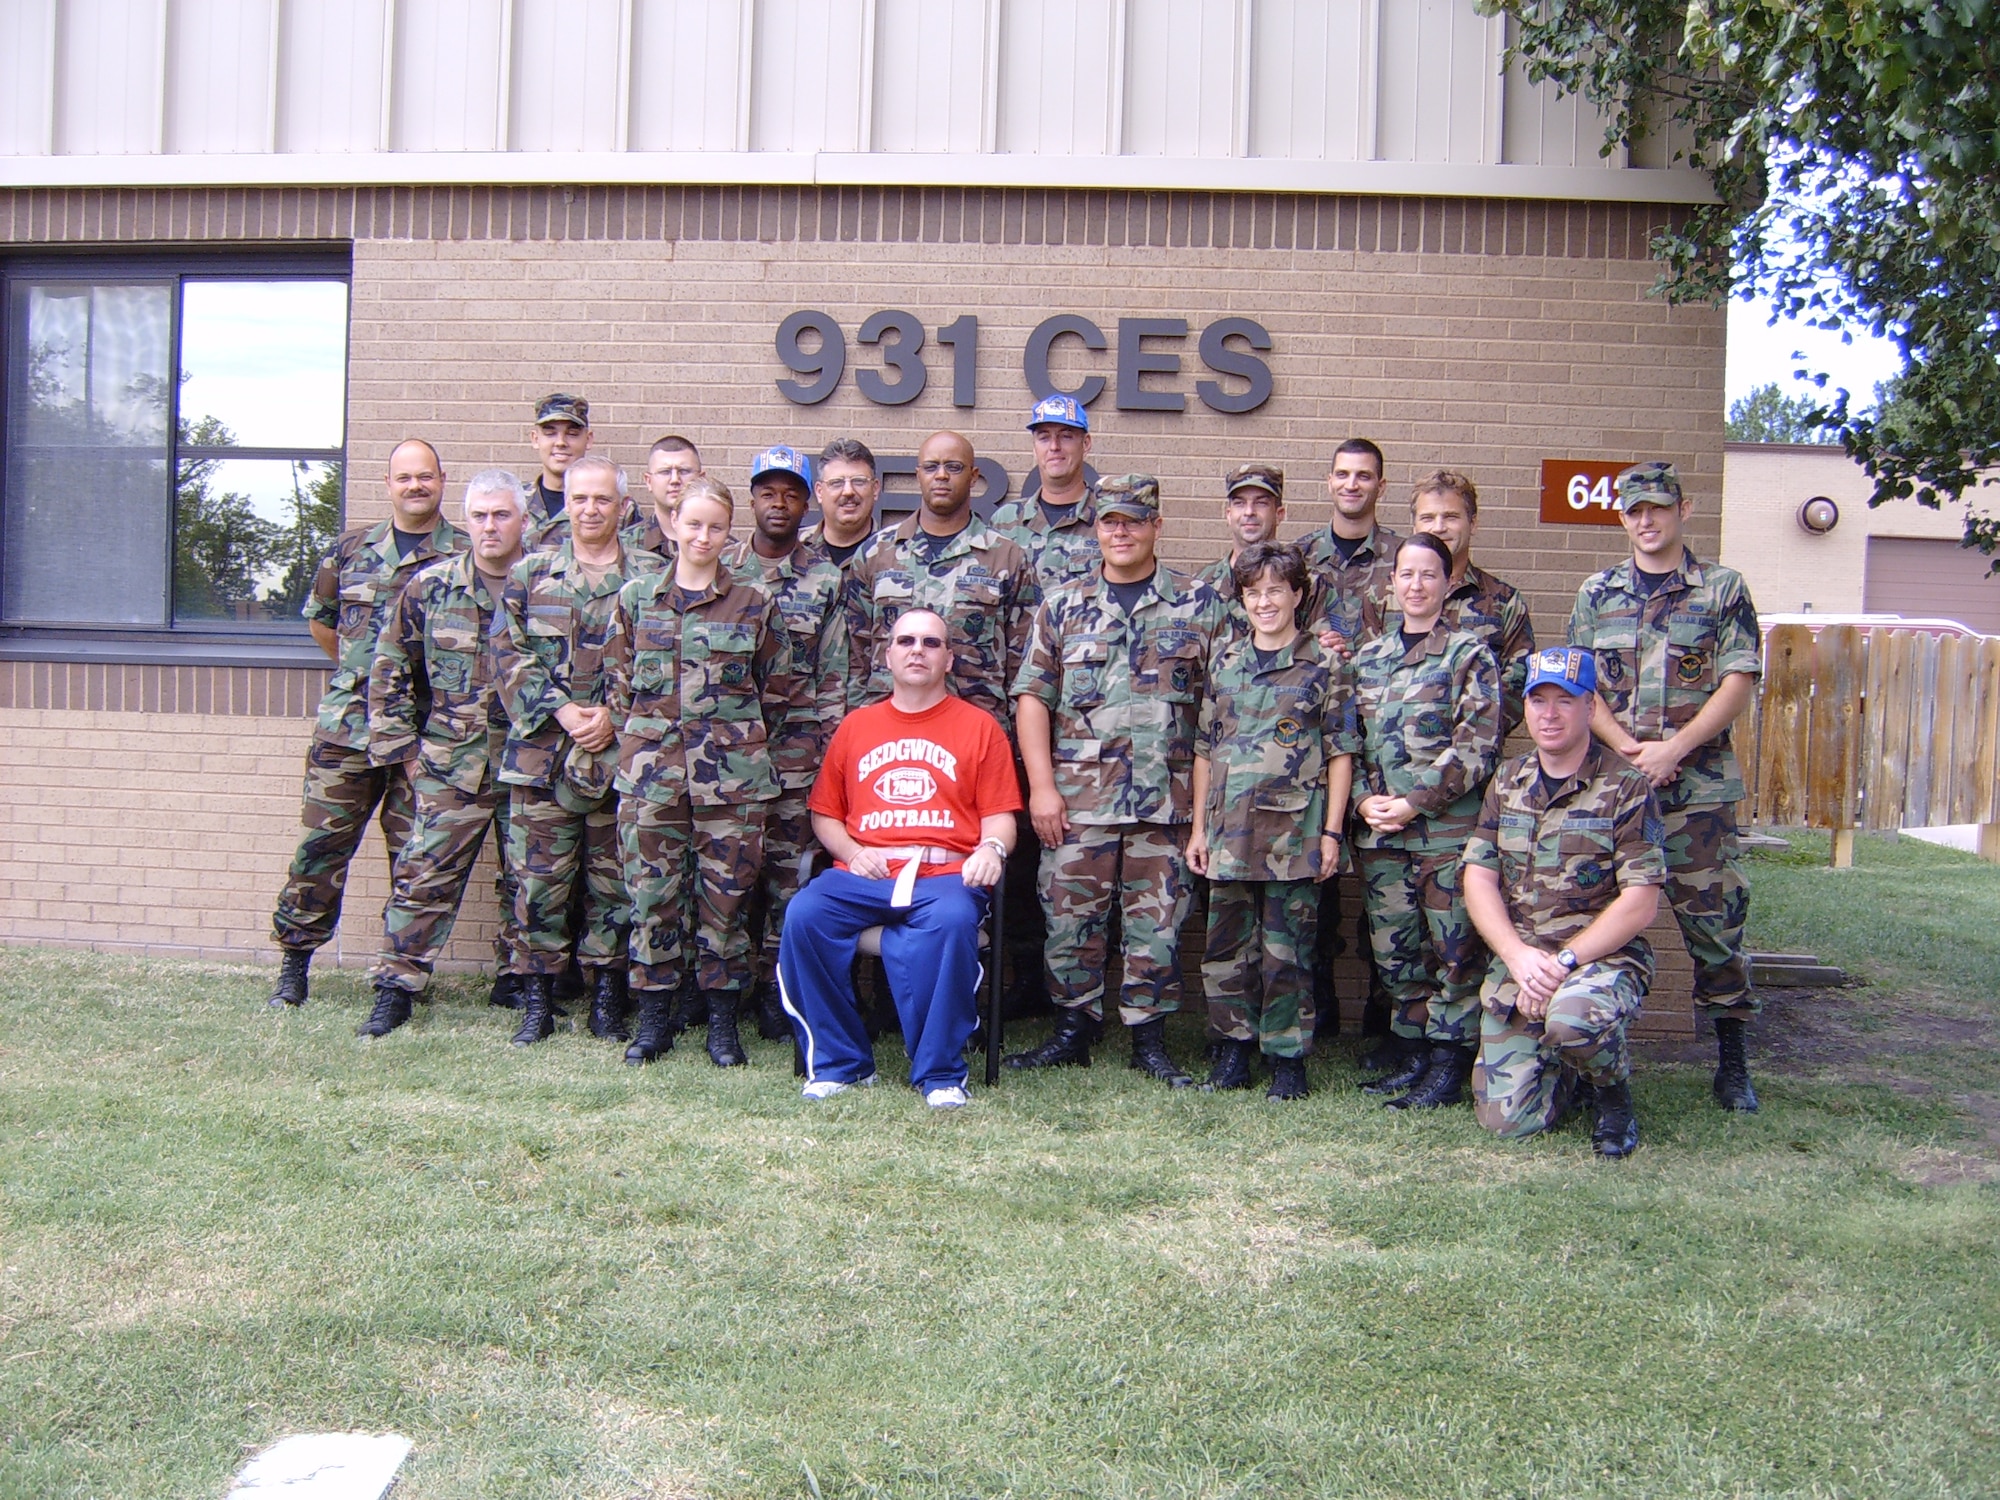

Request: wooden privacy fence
left=1741, top=624, right=2000, bottom=865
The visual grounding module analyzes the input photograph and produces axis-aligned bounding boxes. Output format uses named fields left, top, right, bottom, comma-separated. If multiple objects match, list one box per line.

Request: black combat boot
left=359, top=981, right=414, bottom=1038
left=1386, top=1043, right=1475, bottom=1110
left=1201, top=1038, right=1259, bottom=1092
left=1555, top=1075, right=1597, bottom=1129
left=705, top=991, right=748, bottom=1067
left=1359, top=1035, right=1430, bottom=1095
left=1003, top=1004, right=1094, bottom=1070
left=1128, top=1017, right=1193, bottom=1088
left=511, top=974, right=556, bottom=1047
left=668, top=974, right=704, bottom=1037
left=1592, top=1078, right=1640, bottom=1157
left=624, top=988, right=675, bottom=1065
left=267, top=948, right=311, bottom=1008
left=1712, top=1016, right=1760, bottom=1112
left=753, top=980, right=790, bottom=1041
left=1267, top=1055, right=1310, bottom=1101
left=487, top=972, right=524, bottom=1009
left=586, top=967, right=632, bottom=1042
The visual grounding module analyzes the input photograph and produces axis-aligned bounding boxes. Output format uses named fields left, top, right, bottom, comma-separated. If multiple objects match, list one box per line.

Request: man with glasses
left=626, top=435, right=703, bottom=561
left=802, top=438, right=882, bottom=572
left=1006, top=476, right=1226, bottom=1086
left=779, top=609, right=1022, bottom=1109
left=267, top=438, right=465, bottom=1010
left=844, top=430, right=1038, bottom=729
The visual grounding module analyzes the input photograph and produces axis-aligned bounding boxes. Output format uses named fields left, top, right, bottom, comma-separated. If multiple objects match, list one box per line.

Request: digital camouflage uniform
left=273, top=515, right=465, bottom=953
left=844, top=514, right=1040, bottom=730
left=366, top=551, right=525, bottom=993
left=988, top=488, right=1102, bottom=598
left=1372, top=562, right=1536, bottom=736
left=1195, top=633, right=1360, bottom=1056
left=1463, top=742, right=1668, bottom=1137
left=1351, top=622, right=1503, bottom=1044
left=1568, top=546, right=1762, bottom=1018
left=495, top=538, right=664, bottom=976
left=605, top=569, right=787, bottom=996
left=1013, top=566, right=1227, bottom=1023
left=721, top=536, right=850, bottom=992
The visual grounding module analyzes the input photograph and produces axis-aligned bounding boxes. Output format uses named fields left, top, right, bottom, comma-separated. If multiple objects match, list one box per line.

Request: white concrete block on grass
left=1906, top=825, right=1979, bottom=853
left=227, top=1433, right=412, bottom=1499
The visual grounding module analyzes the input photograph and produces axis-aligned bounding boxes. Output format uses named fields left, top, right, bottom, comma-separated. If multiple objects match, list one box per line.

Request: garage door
left=1863, top=537, right=2000, bottom=634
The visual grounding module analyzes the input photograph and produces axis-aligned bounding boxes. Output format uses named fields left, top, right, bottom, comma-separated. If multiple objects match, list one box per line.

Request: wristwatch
left=1556, top=949, right=1580, bottom=971
left=977, top=836, right=1009, bottom=860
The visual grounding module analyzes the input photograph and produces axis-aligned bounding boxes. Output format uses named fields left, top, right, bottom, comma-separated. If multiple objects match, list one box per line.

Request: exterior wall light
left=1798, top=496, right=1840, bottom=534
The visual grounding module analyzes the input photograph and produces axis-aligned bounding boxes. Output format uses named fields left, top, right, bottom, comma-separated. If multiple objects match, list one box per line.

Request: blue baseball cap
left=1525, top=646, right=1598, bottom=698
left=1027, top=394, right=1089, bottom=433
left=750, top=444, right=813, bottom=491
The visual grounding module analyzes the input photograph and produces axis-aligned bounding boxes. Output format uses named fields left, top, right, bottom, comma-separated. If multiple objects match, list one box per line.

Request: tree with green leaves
left=1725, top=383, right=1835, bottom=444
left=1482, top=0, right=2000, bottom=560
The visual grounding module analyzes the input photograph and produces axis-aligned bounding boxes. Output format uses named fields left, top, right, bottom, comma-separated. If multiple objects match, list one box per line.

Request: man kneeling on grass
left=1461, top=647, right=1666, bottom=1157
left=778, top=609, right=1022, bottom=1109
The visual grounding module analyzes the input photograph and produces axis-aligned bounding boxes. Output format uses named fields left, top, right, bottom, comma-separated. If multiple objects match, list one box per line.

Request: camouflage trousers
left=753, top=789, right=817, bottom=991
left=506, top=784, right=627, bottom=976
left=1663, top=803, right=1754, bottom=1018
left=1355, top=843, right=1485, bottom=1045
left=1041, top=822, right=1191, bottom=1024
left=622, top=795, right=766, bottom=995
left=272, top=734, right=415, bottom=952
left=1473, top=960, right=1648, bottom=1139
left=1202, top=878, right=1318, bottom=1058
left=370, top=779, right=524, bottom=993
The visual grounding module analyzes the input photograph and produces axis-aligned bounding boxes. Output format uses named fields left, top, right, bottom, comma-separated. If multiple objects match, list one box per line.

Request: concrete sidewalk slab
left=227, top=1433, right=412, bottom=1498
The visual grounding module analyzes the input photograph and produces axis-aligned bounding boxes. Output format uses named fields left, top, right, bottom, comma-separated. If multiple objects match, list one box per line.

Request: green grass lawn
left=4, top=833, right=1998, bottom=1499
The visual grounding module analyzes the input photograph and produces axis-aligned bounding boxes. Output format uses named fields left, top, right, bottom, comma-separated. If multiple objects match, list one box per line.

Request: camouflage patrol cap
left=1095, top=474, right=1161, bottom=520
left=1525, top=645, right=1598, bottom=698
left=534, top=392, right=590, bottom=428
left=1224, top=463, right=1284, bottom=502
left=1615, top=460, right=1682, bottom=510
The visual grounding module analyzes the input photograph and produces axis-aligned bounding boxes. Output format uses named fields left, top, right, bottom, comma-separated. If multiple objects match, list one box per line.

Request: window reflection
left=178, top=281, right=347, bottom=450
left=173, top=456, right=343, bottom=625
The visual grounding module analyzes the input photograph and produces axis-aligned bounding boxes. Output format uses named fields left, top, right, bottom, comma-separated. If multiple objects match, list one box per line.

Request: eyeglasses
left=892, top=634, right=947, bottom=650
left=822, top=476, right=875, bottom=491
left=1240, top=586, right=1297, bottom=604
left=1098, top=515, right=1150, bottom=531
left=916, top=460, right=968, bottom=476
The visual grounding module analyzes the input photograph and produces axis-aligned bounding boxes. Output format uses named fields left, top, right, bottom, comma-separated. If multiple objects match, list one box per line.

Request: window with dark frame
left=1, top=254, right=349, bottom=647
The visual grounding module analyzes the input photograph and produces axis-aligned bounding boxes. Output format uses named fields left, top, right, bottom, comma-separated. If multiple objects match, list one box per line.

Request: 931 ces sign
left=773, top=310, right=1274, bottom=415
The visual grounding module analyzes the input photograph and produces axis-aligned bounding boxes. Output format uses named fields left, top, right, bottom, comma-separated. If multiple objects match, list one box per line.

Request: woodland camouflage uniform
left=1195, top=632, right=1360, bottom=1057
left=495, top=537, right=663, bottom=976
left=719, top=535, right=848, bottom=995
left=1568, top=531, right=1762, bottom=1020
left=366, top=550, right=525, bottom=993
left=1350, top=621, right=1503, bottom=1045
left=1013, top=554, right=1227, bottom=1023
left=1464, top=741, right=1667, bottom=1137
left=272, top=515, right=465, bottom=954
left=605, top=568, right=788, bottom=996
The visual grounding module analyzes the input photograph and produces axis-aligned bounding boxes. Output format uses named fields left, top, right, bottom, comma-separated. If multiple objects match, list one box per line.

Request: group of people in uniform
left=264, top=388, right=1764, bottom=1154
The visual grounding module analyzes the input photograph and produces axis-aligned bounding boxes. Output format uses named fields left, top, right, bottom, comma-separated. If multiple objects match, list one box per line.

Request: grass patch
left=1747, top=829, right=2000, bottom=1011
left=4, top=902, right=1999, bottom=1497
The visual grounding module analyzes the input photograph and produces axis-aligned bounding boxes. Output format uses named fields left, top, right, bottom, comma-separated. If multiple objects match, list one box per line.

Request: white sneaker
left=802, top=1074, right=876, bottom=1100
left=924, top=1084, right=970, bottom=1110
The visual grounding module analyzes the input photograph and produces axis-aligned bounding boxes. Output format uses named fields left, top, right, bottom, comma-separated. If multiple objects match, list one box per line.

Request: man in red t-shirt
left=779, top=609, right=1023, bottom=1107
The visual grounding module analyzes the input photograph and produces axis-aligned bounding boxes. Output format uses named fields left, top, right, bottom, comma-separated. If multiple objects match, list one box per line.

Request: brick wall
left=0, top=185, right=1721, bottom=1034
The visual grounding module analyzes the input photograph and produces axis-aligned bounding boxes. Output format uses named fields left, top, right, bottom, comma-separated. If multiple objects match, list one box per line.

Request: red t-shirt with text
left=809, top=695, right=1023, bottom=875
